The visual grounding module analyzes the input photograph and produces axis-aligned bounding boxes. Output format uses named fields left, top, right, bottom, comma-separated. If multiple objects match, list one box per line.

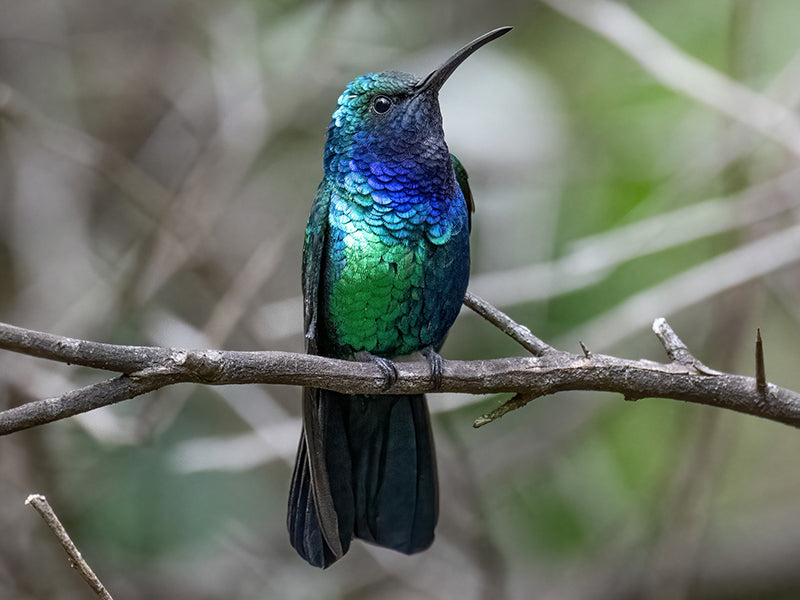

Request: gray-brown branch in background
left=1, top=293, right=799, bottom=435
left=25, top=494, right=114, bottom=600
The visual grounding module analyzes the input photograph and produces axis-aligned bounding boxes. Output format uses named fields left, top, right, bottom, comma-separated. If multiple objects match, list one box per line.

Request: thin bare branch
left=462, top=291, right=552, bottom=356
left=2, top=315, right=800, bottom=435
left=652, top=317, right=695, bottom=366
left=652, top=318, right=722, bottom=376
left=25, top=494, right=114, bottom=600
left=473, top=393, right=535, bottom=428
left=1, top=370, right=179, bottom=434
left=0, top=322, right=172, bottom=373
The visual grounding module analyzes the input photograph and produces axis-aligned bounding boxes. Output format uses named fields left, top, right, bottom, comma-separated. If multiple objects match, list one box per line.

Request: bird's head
left=324, top=27, right=512, bottom=168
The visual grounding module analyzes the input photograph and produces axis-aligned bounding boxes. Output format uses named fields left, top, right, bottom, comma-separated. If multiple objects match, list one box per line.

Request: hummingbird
left=288, top=27, right=512, bottom=568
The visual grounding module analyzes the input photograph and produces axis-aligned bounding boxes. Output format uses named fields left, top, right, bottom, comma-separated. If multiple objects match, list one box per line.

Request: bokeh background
left=2, top=1, right=800, bottom=598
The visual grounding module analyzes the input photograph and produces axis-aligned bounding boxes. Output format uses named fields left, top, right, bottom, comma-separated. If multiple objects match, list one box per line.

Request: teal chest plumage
left=320, top=164, right=470, bottom=358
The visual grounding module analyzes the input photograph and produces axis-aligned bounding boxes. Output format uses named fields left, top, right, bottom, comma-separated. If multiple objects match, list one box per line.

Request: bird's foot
left=422, top=347, right=444, bottom=391
left=356, top=352, right=399, bottom=391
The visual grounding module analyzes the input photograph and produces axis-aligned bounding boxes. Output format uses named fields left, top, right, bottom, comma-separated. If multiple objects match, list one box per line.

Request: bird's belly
left=322, top=224, right=468, bottom=358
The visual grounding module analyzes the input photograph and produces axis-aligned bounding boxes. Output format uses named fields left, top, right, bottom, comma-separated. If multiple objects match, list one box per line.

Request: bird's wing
left=294, top=182, right=349, bottom=563
left=450, top=154, right=474, bottom=231
left=302, top=182, right=331, bottom=354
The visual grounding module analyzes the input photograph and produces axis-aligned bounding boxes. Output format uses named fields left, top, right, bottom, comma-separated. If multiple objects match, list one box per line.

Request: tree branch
left=25, top=494, right=114, bottom=600
left=462, top=291, right=552, bottom=356
left=2, top=296, right=800, bottom=435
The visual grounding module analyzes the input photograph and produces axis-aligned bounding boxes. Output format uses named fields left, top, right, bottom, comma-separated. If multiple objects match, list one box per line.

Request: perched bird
left=289, top=27, right=512, bottom=568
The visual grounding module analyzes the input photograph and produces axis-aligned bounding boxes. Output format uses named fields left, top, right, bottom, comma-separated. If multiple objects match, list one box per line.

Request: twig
left=25, top=494, right=114, bottom=600
left=652, top=317, right=694, bottom=365
left=462, top=291, right=552, bottom=356
left=652, top=317, right=721, bottom=375
left=2, top=308, right=800, bottom=434
left=1, top=370, right=180, bottom=433
left=473, top=393, right=535, bottom=428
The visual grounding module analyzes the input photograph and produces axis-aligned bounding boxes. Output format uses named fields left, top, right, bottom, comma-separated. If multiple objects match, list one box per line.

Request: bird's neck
left=324, top=137, right=454, bottom=203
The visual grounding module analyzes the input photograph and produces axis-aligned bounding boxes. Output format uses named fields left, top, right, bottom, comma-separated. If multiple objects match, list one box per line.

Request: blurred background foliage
left=2, top=0, right=800, bottom=598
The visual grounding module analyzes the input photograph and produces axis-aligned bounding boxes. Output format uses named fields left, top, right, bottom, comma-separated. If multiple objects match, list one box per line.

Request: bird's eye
left=372, top=95, right=392, bottom=114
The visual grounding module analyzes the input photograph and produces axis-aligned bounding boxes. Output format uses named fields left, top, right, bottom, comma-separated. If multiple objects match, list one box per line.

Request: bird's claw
left=422, top=348, right=444, bottom=391
left=367, top=355, right=399, bottom=391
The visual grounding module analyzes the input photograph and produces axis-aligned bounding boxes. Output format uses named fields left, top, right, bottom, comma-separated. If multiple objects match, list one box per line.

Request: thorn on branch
left=579, top=341, right=592, bottom=358
left=473, top=393, right=536, bottom=428
left=756, top=328, right=767, bottom=405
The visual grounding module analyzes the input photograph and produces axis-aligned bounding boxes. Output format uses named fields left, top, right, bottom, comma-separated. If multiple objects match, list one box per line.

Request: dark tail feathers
left=288, top=391, right=438, bottom=568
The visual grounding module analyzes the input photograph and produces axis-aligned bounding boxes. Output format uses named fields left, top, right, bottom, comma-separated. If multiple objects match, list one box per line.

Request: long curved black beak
left=415, top=26, right=512, bottom=96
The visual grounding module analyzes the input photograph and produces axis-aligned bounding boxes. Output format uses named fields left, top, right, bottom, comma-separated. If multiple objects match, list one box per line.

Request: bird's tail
left=288, top=390, right=438, bottom=568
